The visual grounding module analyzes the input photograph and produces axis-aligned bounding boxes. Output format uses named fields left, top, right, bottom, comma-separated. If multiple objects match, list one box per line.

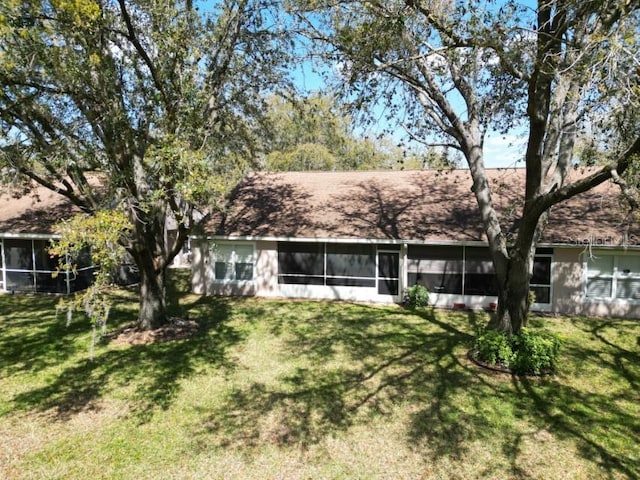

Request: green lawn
left=0, top=289, right=638, bottom=480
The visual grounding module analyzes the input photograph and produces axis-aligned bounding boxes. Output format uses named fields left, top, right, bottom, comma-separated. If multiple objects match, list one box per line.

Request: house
left=3, top=168, right=639, bottom=319
left=191, top=168, right=640, bottom=318
left=0, top=182, right=191, bottom=294
left=0, top=184, right=97, bottom=294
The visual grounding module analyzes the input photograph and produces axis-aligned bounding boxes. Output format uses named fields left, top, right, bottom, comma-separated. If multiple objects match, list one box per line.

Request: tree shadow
left=196, top=305, right=638, bottom=479
left=213, top=174, right=314, bottom=238
left=319, top=174, right=487, bottom=241
left=198, top=305, right=481, bottom=449
left=502, top=315, right=640, bottom=479
left=6, top=295, right=242, bottom=423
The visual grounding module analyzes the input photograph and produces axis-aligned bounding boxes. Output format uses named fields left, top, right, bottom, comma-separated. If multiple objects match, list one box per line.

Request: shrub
left=474, top=329, right=515, bottom=367
left=474, top=328, right=562, bottom=375
left=403, top=284, right=430, bottom=309
left=511, top=328, right=563, bottom=375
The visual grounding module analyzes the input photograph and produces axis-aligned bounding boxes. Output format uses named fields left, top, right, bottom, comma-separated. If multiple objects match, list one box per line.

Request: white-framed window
left=530, top=249, right=553, bottom=305
left=585, top=252, right=640, bottom=300
left=210, top=242, right=255, bottom=282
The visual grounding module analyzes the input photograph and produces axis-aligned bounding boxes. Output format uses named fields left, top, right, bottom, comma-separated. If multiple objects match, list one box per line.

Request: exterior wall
left=194, top=239, right=500, bottom=307
left=190, top=236, right=208, bottom=295
left=191, top=239, right=640, bottom=319
left=552, top=247, right=640, bottom=318
left=195, top=239, right=402, bottom=303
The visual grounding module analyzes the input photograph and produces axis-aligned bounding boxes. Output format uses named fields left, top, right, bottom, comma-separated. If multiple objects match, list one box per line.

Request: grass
left=0, top=288, right=638, bottom=480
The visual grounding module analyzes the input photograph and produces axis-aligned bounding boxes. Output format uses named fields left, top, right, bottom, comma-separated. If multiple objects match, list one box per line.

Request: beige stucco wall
left=552, top=247, right=640, bottom=318
left=191, top=240, right=640, bottom=319
left=189, top=239, right=281, bottom=297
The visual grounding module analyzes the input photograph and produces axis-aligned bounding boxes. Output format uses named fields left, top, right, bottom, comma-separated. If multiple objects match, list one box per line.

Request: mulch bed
left=107, top=317, right=201, bottom=345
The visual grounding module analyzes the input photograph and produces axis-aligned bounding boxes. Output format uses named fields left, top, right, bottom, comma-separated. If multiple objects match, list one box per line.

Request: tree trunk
left=129, top=206, right=169, bottom=330
left=489, top=252, right=532, bottom=335
left=137, top=255, right=167, bottom=330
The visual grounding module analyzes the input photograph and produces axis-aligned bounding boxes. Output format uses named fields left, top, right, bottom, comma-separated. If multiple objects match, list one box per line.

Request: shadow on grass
left=4, top=294, right=242, bottom=423
left=200, top=305, right=484, bottom=449
left=2, top=294, right=638, bottom=479
left=506, top=316, right=640, bottom=480
left=198, top=305, right=639, bottom=480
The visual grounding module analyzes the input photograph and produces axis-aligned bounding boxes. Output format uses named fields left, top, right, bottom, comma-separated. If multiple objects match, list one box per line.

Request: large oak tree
left=0, top=0, right=292, bottom=329
left=293, top=0, right=640, bottom=333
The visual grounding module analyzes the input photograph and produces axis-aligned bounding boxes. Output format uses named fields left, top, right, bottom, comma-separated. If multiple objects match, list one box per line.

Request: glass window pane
left=409, top=272, right=462, bottom=294
left=211, top=243, right=234, bottom=262
left=616, top=278, right=640, bottom=299
left=378, top=252, right=399, bottom=279
left=6, top=271, right=34, bottom=291
left=378, top=279, right=399, bottom=295
left=215, top=262, right=232, bottom=280
left=33, top=240, right=58, bottom=271
left=616, top=256, right=640, bottom=276
left=532, top=256, right=551, bottom=285
left=35, top=272, right=67, bottom=293
left=326, top=244, right=375, bottom=278
left=235, top=263, right=254, bottom=281
left=530, top=286, right=551, bottom=304
left=587, top=255, right=613, bottom=276
left=71, top=268, right=97, bottom=292
left=408, top=258, right=463, bottom=274
left=587, top=278, right=612, bottom=297
left=4, top=239, right=33, bottom=270
left=278, top=242, right=324, bottom=276
left=234, top=245, right=254, bottom=263
left=465, top=274, right=498, bottom=295
left=464, top=248, right=495, bottom=274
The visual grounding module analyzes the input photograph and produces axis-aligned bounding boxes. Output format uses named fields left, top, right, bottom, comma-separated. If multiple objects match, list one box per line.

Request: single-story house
left=2, top=168, right=639, bottom=319
left=0, top=182, right=189, bottom=294
left=191, top=168, right=640, bottom=318
left=0, top=185, right=97, bottom=294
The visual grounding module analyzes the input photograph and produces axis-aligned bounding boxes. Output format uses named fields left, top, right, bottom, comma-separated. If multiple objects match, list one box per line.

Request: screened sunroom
left=0, top=236, right=97, bottom=295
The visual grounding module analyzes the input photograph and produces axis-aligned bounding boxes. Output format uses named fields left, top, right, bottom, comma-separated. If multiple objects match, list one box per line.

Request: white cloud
left=483, top=130, right=527, bottom=168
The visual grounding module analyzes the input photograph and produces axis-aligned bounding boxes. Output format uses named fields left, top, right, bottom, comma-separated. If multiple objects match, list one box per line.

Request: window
left=531, top=255, right=552, bottom=304
left=277, top=242, right=396, bottom=291
left=464, top=248, right=498, bottom=296
left=407, top=245, right=463, bottom=294
left=408, top=245, right=551, bottom=301
left=210, top=242, right=254, bottom=282
left=278, top=242, right=324, bottom=285
left=326, top=243, right=376, bottom=287
left=586, top=253, right=640, bottom=300
left=378, top=250, right=400, bottom=295
left=1, top=238, right=96, bottom=294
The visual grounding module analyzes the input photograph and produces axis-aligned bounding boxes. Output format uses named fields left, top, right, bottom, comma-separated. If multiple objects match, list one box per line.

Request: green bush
left=403, top=284, right=430, bottom=309
left=511, top=328, right=563, bottom=375
left=474, top=329, right=515, bottom=367
left=474, top=328, right=562, bottom=375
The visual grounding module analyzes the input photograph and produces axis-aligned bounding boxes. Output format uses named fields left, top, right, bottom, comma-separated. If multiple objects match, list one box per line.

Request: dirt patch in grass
left=108, top=317, right=200, bottom=345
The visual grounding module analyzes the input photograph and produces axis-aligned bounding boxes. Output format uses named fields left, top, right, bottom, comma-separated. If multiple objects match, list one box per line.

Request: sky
left=287, top=25, right=529, bottom=169
left=200, top=0, right=531, bottom=169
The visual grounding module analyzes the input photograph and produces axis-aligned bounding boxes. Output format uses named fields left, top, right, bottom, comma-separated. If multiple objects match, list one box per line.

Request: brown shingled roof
left=210, top=168, right=640, bottom=246
left=3, top=169, right=637, bottom=246
left=0, top=184, right=84, bottom=235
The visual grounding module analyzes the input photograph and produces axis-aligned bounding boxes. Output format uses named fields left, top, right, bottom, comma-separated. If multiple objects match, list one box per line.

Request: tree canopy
left=0, top=0, right=293, bottom=329
left=261, top=93, right=453, bottom=171
left=292, top=0, right=640, bottom=332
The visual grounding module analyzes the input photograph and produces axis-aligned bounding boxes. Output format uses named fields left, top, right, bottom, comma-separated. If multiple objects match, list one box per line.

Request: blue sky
left=200, top=0, right=530, bottom=169
left=286, top=29, right=529, bottom=169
